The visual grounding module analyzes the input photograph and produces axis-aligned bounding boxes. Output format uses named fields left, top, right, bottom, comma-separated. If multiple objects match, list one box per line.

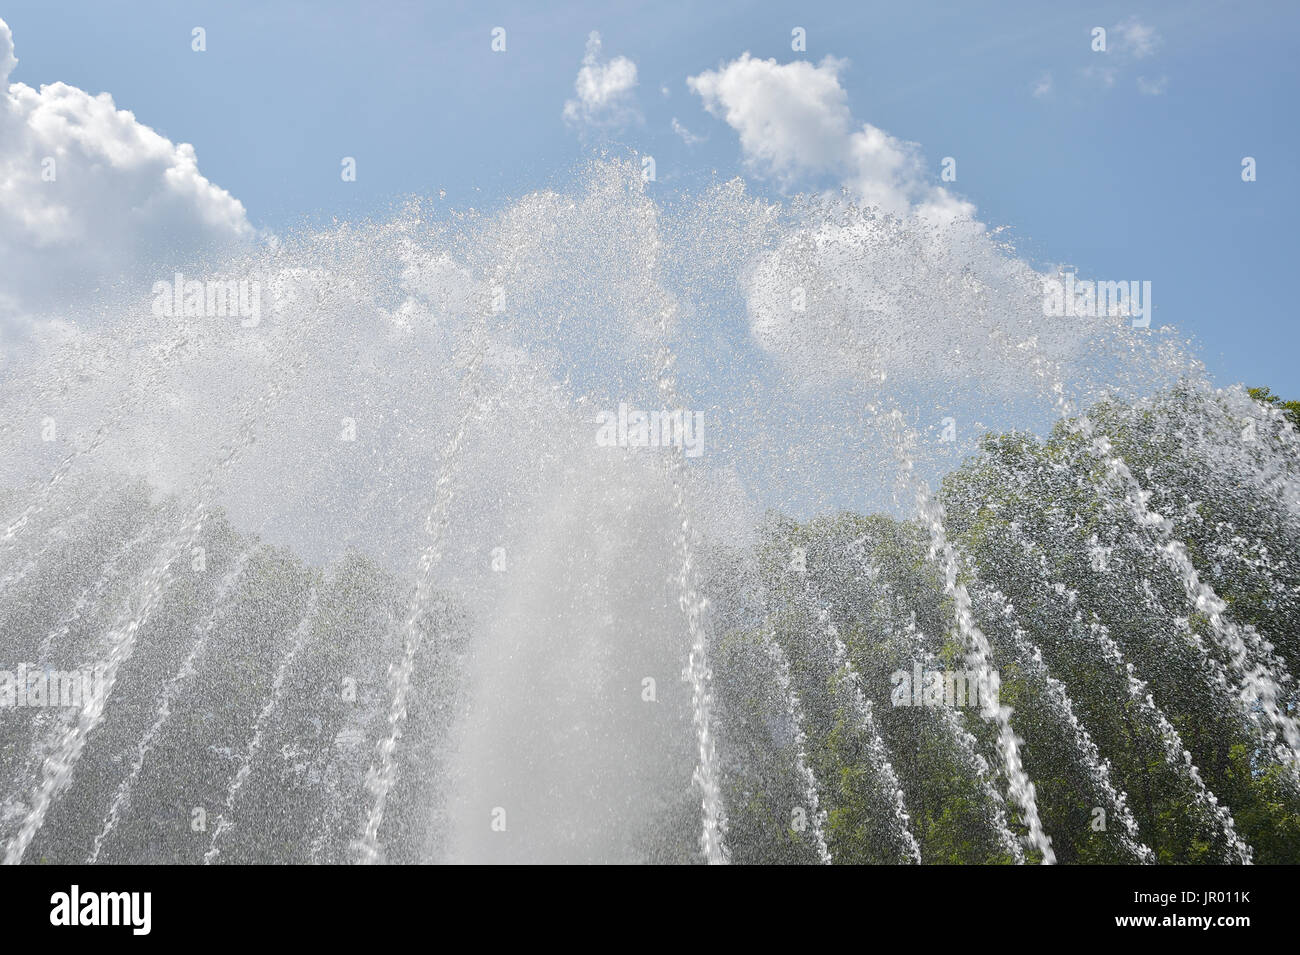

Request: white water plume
left=0, top=159, right=1295, bottom=864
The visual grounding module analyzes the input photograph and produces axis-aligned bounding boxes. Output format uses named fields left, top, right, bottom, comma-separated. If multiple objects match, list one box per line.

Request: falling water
left=4, top=286, right=340, bottom=864
left=789, top=563, right=924, bottom=863
left=1026, top=341, right=1300, bottom=780
left=1095, top=439, right=1300, bottom=774
left=997, top=520, right=1254, bottom=862
left=970, top=581, right=1155, bottom=863
left=3, top=510, right=197, bottom=864
left=758, top=627, right=831, bottom=864
left=1, top=160, right=1296, bottom=863
left=356, top=319, right=488, bottom=865
left=896, top=615, right=1024, bottom=864
left=822, top=612, right=924, bottom=863
left=651, top=300, right=729, bottom=865
left=204, top=580, right=322, bottom=864
left=89, top=547, right=254, bottom=863
left=886, top=411, right=1057, bottom=864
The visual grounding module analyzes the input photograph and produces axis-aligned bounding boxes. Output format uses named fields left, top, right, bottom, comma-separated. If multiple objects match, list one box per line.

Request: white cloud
left=687, top=54, right=970, bottom=220
left=562, top=32, right=639, bottom=130
left=1115, top=17, right=1161, bottom=58
left=671, top=117, right=704, bottom=146
left=0, top=18, right=254, bottom=340
left=683, top=53, right=1115, bottom=389
left=1082, top=18, right=1166, bottom=94
left=1083, top=63, right=1119, bottom=87
left=0, top=19, right=15, bottom=81
left=1032, top=72, right=1053, bottom=98
left=1136, top=75, right=1168, bottom=96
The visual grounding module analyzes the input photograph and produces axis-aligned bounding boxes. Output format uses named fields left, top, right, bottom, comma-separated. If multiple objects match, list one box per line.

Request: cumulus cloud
left=562, top=31, right=639, bottom=130
left=0, top=17, right=254, bottom=339
left=0, top=19, right=15, bottom=81
left=686, top=53, right=1120, bottom=391
left=687, top=54, right=970, bottom=220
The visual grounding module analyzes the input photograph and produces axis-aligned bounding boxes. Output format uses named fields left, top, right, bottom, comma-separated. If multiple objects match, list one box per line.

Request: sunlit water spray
left=90, top=546, right=254, bottom=863
left=0, top=160, right=1296, bottom=863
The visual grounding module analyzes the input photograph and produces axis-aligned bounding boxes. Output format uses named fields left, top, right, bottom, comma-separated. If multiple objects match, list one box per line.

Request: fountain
left=1, top=160, right=1297, bottom=864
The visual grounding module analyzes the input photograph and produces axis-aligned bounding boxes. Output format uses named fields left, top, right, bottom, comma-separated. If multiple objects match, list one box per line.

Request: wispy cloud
left=671, top=117, right=704, bottom=146
left=1136, top=74, right=1168, bottom=96
left=1115, top=16, right=1161, bottom=58
left=1079, top=17, right=1168, bottom=94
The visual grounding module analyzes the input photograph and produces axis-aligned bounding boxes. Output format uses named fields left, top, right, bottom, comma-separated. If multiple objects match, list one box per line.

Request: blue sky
left=2, top=0, right=1297, bottom=394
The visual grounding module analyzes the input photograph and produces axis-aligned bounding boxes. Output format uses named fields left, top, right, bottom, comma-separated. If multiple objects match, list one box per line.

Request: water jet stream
left=968, top=581, right=1155, bottom=863
left=3, top=291, right=340, bottom=865
left=791, top=572, right=923, bottom=863
left=758, top=627, right=832, bottom=864
left=883, top=410, right=1056, bottom=863
left=355, top=319, right=489, bottom=864
left=89, top=547, right=255, bottom=863
left=651, top=303, right=729, bottom=865
left=997, top=521, right=1253, bottom=863
left=1022, top=347, right=1300, bottom=780
left=204, top=579, right=322, bottom=864
left=895, top=615, right=1026, bottom=863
